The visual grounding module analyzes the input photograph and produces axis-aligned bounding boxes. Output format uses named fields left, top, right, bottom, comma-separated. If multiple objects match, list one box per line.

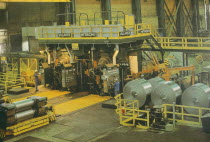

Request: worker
left=34, top=70, right=39, bottom=92
left=114, top=78, right=120, bottom=96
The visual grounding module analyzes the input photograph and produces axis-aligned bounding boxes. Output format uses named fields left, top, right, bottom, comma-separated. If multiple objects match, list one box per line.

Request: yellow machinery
left=162, top=66, right=195, bottom=84
left=134, top=52, right=195, bottom=84
left=0, top=96, right=56, bottom=140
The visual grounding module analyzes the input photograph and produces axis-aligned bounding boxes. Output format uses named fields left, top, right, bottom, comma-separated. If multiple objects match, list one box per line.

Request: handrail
left=94, top=11, right=125, bottom=25
left=0, top=73, right=26, bottom=92
left=37, top=23, right=151, bottom=39
left=163, top=104, right=210, bottom=126
left=56, top=12, right=89, bottom=25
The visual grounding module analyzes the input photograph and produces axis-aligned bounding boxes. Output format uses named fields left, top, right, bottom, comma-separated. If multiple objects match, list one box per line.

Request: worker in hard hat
left=34, top=70, right=39, bottom=92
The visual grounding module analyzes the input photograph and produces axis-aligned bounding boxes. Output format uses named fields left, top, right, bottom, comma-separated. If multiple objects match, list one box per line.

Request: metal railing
left=163, top=104, right=210, bottom=126
left=56, top=13, right=89, bottom=26
left=115, top=94, right=210, bottom=129
left=156, top=37, right=210, bottom=50
left=119, top=108, right=150, bottom=129
left=115, top=94, right=150, bottom=129
left=94, top=11, right=126, bottom=25
left=0, top=73, right=26, bottom=92
left=37, top=23, right=152, bottom=40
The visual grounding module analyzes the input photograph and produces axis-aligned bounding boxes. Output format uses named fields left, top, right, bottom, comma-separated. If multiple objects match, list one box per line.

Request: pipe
left=91, top=46, right=95, bottom=69
left=65, top=44, right=74, bottom=63
left=45, top=48, right=51, bottom=64
left=113, top=44, right=119, bottom=65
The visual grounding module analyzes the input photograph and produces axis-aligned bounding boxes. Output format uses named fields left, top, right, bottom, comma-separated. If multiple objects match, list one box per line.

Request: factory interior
left=0, top=0, right=210, bottom=141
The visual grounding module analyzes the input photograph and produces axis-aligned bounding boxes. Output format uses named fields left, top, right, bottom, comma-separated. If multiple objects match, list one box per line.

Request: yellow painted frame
left=163, top=104, right=210, bottom=126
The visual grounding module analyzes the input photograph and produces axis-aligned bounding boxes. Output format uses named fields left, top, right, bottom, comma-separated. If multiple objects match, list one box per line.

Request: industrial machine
left=101, top=64, right=119, bottom=96
left=135, top=52, right=195, bottom=86
left=0, top=96, right=55, bottom=139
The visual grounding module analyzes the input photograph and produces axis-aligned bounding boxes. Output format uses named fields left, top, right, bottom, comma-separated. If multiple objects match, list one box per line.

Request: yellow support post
left=105, top=20, right=109, bottom=25
left=65, top=22, right=70, bottom=26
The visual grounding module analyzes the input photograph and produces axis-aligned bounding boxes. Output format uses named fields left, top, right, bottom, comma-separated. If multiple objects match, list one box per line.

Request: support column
left=191, top=0, right=200, bottom=36
left=101, top=0, right=111, bottom=24
left=206, top=0, right=210, bottom=30
left=58, top=3, right=66, bottom=25
left=69, top=0, right=76, bottom=25
left=156, top=0, right=166, bottom=36
left=137, top=50, right=142, bottom=72
left=132, top=0, right=142, bottom=24
left=176, top=0, right=185, bottom=37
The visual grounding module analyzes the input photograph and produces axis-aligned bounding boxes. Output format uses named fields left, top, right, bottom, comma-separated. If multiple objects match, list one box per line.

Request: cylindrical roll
left=15, top=109, right=36, bottom=123
left=182, top=83, right=210, bottom=115
left=148, top=77, right=165, bottom=88
left=151, top=81, right=182, bottom=106
left=14, top=99, right=35, bottom=112
left=123, top=79, right=153, bottom=107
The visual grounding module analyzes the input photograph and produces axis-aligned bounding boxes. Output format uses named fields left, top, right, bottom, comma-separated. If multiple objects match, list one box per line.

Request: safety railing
left=94, top=11, right=126, bottom=25
left=163, top=104, right=210, bottom=126
left=115, top=94, right=150, bottom=129
left=36, top=23, right=152, bottom=40
left=148, top=37, right=210, bottom=50
left=115, top=93, right=139, bottom=114
left=0, top=73, right=26, bottom=92
left=119, top=108, right=150, bottom=129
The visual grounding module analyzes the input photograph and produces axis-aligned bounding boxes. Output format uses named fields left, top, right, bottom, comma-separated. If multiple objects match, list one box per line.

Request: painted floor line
left=55, top=95, right=111, bottom=115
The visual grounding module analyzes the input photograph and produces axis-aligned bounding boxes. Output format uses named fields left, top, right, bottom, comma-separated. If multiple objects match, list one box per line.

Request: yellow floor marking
left=55, top=95, right=111, bottom=115
left=14, top=90, right=70, bottom=102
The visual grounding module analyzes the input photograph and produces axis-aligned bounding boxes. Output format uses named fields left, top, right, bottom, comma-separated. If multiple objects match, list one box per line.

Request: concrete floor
left=4, top=86, right=210, bottom=142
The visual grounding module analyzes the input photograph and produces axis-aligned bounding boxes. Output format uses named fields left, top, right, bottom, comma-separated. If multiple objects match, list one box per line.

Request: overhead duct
left=65, top=44, right=74, bottom=63
left=113, top=44, right=119, bottom=65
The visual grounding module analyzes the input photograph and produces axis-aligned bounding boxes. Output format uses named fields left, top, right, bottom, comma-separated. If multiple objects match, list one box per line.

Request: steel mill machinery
left=21, top=9, right=210, bottom=95
left=0, top=96, right=56, bottom=140
left=21, top=12, right=159, bottom=95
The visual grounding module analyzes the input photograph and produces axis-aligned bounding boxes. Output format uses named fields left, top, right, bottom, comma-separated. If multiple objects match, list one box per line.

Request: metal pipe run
left=113, top=44, right=119, bottom=65
left=65, top=44, right=74, bottom=63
